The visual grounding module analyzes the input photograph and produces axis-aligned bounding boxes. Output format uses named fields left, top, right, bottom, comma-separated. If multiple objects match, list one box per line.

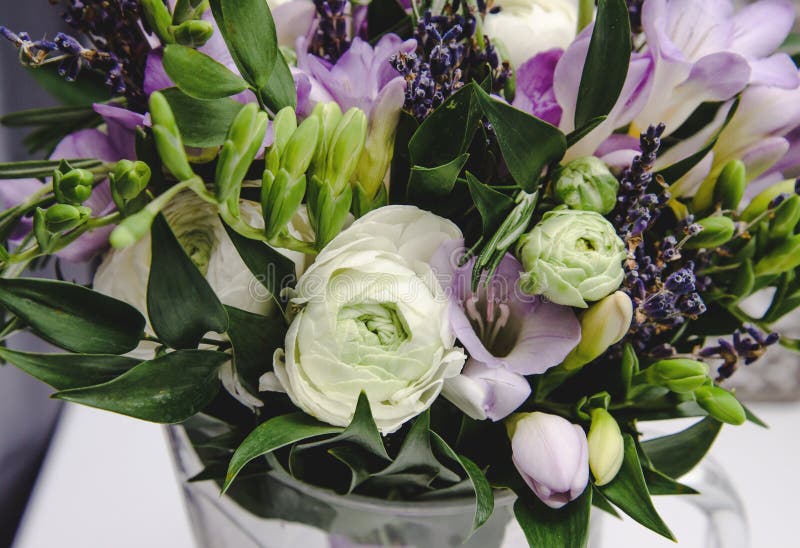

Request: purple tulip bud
left=507, top=412, right=589, bottom=509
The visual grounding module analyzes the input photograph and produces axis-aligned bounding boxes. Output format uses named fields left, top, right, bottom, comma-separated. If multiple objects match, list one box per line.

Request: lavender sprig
left=700, top=324, right=780, bottom=381
left=309, top=0, right=351, bottom=63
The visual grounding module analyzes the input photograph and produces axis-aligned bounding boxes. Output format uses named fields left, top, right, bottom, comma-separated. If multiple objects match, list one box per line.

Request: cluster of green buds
left=34, top=161, right=95, bottom=251
left=109, top=159, right=151, bottom=213
left=141, top=0, right=214, bottom=48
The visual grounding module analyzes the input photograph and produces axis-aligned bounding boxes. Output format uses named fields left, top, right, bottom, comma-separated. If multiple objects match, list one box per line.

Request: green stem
left=577, top=0, right=595, bottom=32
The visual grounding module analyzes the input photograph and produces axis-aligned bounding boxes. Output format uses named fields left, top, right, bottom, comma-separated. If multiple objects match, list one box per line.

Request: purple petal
left=144, top=51, right=173, bottom=96
left=51, top=129, right=121, bottom=163
left=740, top=136, right=790, bottom=181
left=748, top=53, right=800, bottom=88
left=732, top=0, right=795, bottom=58
left=512, top=49, right=563, bottom=127
left=55, top=225, right=115, bottom=262
left=0, top=178, right=43, bottom=244
left=93, top=104, right=145, bottom=160
left=443, top=360, right=531, bottom=421
left=273, top=1, right=316, bottom=48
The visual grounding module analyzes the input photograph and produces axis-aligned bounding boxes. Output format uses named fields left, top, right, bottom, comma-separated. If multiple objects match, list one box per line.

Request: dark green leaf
left=514, top=486, right=592, bottom=548
left=224, top=305, right=285, bottom=396
left=431, top=432, right=494, bottom=532
left=566, top=116, right=607, bottom=148
left=465, top=172, right=516, bottom=235
left=328, top=445, right=373, bottom=493
left=591, top=485, right=621, bottom=518
left=407, top=154, right=470, bottom=204
left=296, top=392, right=390, bottom=460
left=474, top=85, right=567, bottom=192
left=0, top=158, right=102, bottom=179
left=1, top=104, right=98, bottom=127
left=376, top=410, right=460, bottom=483
left=409, top=85, right=479, bottom=167
left=26, top=65, right=109, bottom=106
left=600, top=435, right=675, bottom=541
left=0, top=278, right=145, bottom=354
left=641, top=417, right=722, bottom=478
left=574, top=0, right=631, bottom=128
left=643, top=467, right=698, bottom=496
left=148, top=215, right=229, bottom=349
left=162, top=45, right=249, bottom=100
left=210, top=0, right=278, bottom=90
left=258, top=51, right=297, bottom=112
left=224, top=413, right=343, bottom=491
left=222, top=222, right=297, bottom=302
left=743, top=404, right=768, bottom=428
left=160, top=88, right=245, bottom=147
left=0, top=347, right=139, bottom=390
left=367, top=0, right=412, bottom=42
left=53, top=350, right=228, bottom=423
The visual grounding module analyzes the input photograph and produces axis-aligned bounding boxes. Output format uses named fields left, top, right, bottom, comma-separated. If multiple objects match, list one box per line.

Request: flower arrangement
left=1, top=0, right=799, bottom=545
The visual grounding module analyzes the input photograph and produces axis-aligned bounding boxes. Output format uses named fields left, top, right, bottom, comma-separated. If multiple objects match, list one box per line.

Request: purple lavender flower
left=432, top=239, right=581, bottom=421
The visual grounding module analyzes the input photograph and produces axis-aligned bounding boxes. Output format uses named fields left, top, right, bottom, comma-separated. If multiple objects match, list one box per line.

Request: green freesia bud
left=262, top=168, right=307, bottom=240
left=325, top=108, right=367, bottom=194
left=561, top=291, right=632, bottom=370
left=111, top=159, right=151, bottom=200
left=694, top=385, right=746, bottom=425
left=769, top=194, right=800, bottom=241
left=54, top=167, right=94, bottom=205
left=150, top=91, right=194, bottom=181
left=33, top=208, right=53, bottom=251
left=355, top=90, right=403, bottom=201
left=741, top=179, right=796, bottom=222
left=713, top=160, right=746, bottom=211
left=352, top=180, right=388, bottom=218
left=754, top=234, right=800, bottom=276
left=282, top=115, right=320, bottom=179
left=730, top=258, right=755, bottom=299
left=140, top=0, right=174, bottom=44
left=640, top=358, right=709, bottom=393
left=554, top=157, right=619, bottom=214
left=271, top=106, right=298, bottom=154
left=309, top=175, right=352, bottom=249
left=216, top=103, right=269, bottom=202
left=44, top=204, right=91, bottom=233
left=587, top=408, right=624, bottom=486
left=518, top=209, right=626, bottom=308
left=171, top=19, right=214, bottom=47
left=109, top=208, right=157, bottom=249
left=683, top=216, right=736, bottom=250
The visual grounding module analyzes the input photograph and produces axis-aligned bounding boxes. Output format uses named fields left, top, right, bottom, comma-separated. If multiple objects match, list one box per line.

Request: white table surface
left=12, top=401, right=800, bottom=548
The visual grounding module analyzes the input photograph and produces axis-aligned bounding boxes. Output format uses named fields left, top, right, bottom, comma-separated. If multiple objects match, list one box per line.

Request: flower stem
left=577, top=0, right=595, bottom=32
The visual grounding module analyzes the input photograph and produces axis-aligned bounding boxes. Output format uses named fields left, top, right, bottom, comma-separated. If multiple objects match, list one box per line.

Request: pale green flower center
left=337, top=303, right=409, bottom=351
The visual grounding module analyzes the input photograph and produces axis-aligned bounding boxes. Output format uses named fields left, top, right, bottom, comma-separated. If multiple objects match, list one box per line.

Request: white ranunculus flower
left=265, top=205, right=467, bottom=433
left=483, top=0, right=579, bottom=69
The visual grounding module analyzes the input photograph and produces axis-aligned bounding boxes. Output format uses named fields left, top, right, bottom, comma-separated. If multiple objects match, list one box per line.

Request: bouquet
left=1, top=0, right=799, bottom=545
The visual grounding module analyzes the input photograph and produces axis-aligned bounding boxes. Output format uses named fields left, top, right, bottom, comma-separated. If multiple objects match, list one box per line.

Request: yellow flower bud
left=561, top=291, right=633, bottom=370
left=587, top=408, right=624, bottom=486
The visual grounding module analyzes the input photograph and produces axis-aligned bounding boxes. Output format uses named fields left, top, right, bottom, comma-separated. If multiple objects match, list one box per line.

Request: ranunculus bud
left=507, top=412, right=589, bottom=509
left=587, top=408, right=624, bottom=486
left=694, top=385, right=746, bottom=425
left=755, top=234, right=800, bottom=276
left=518, top=209, right=626, bottom=308
left=683, top=216, right=736, bottom=250
left=713, top=160, right=746, bottom=211
left=640, top=358, right=709, bottom=394
left=554, top=157, right=619, bottom=214
left=111, top=159, right=151, bottom=201
left=54, top=162, right=94, bottom=205
left=44, top=203, right=91, bottom=233
left=561, top=291, right=632, bottom=371
left=172, top=19, right=214, bottom=47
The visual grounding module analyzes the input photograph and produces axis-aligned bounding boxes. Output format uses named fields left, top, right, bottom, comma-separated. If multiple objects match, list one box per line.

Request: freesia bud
left=325, top=108, right=367, bottom=195
left=44, top=203, right=91, bottom=233
left=171, top=19, right=214, bottom=47
left=111, top=159, right=151, bottom=200
left=639, top=358, right=709, bottom=393
left=309, top=175, right=352, bottom=249
left=271, top=106, right=298, bottom=154
left=561, top=291, right=633, bottom=371
left=769, top=195, right=800, bottom=241
left=262, top=168, right=306, bottom=240
left=442, top=361, right=531, bottom=422
left=741, top=179, right=796, bottom=222
left=150, top=91, right=194, bottom=181
left=282, top=115, right=320, bottom=180
left=755, top=234, right=800, bottom=276
left=554, top=157, right=619, bottom=215
left=216, top=103, right=269, bottom=202
left=683, top=216, right=736, bottom=250
left=54, top=167, right=94, bottom=205
left=507, top=412, right=589, bottom=509
left=109, top=208, right=156, bottom=249
left=587, top=408, right=624, bottom=486
left=713, top=160, right=746, bottom=211
left=694, top=385, right=746, bottom=425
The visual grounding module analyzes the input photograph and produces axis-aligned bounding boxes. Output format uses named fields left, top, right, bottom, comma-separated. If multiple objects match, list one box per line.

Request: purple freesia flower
left=512, top=48, right=563, bottom=127
left=432, top=239, right=581, bottom=421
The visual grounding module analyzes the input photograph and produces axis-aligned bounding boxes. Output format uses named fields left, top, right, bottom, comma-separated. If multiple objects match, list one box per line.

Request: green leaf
left=53, top=350, right=228, bottom=423
left=222, top=223, right=297, bottom=302
left=259, top=51, right=297, bottom=112
left=641, top=417, right=722, bottom=478
left=162, top=45, right=249, bottom=100
left=376, top=410, right=460, bottom=483
left=160, top=88, right=245, bottom=147
left=328, top=445, right=374, bottom=493
left=147, top=214, right=229, bottom=349
left=224, top=305, right=285, bottom=396
left=0, top=158, right=101, bottom=179
left=407, top=154, right=470, bottom=204
left=514, top=486, right=592, bottom=548
left=474, top=85, right=567, bottom=192
left=0, top=278, right=145, bottom=354
left=465, top=172, right=516, bottom=235
left=0, top=347, right=139, bottom=390
left=600, top=434, right=675, bottom=541
left=296, top=392, right=390, bottom=460
left=1, top=104, right=98, bottom=127
left=643, top=467, right=699, bottom=496
left=26, top=65, right=109, bottom=106
left=367, top=0, right=412, bottom=42
left=210, top=0, right=278, bottom=91
left=566, top=115, right=607, bottom=148
left=431, top=432, right=494, bottom=532
left=574, top=0, right=631, bottom=128
left=743, top=403, right=768, bottom=428
left=409, top=85, right=480, bottom=167
left=224, top=413, right=343, bottom=491
left=591, top=485, right=621, bottom=518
